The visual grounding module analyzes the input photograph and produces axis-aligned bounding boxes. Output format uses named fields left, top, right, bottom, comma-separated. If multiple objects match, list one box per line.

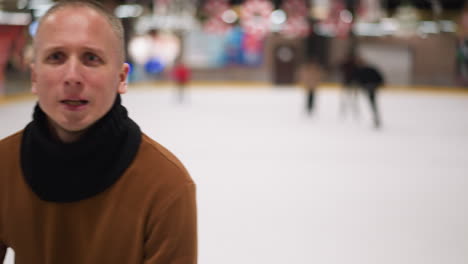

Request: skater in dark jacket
left=355, top=63, right=384, bottom=129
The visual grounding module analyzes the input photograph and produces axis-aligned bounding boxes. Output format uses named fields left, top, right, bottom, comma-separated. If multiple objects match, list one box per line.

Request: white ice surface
left=1, top=86, right=468, bottom=264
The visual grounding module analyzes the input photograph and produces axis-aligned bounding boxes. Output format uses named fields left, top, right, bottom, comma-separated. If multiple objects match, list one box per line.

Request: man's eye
left=84, top=53, right=102, bottom=64
left=46, top=52, right=64, bottom=62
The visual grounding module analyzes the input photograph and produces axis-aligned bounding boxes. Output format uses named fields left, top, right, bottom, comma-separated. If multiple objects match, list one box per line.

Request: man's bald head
left=34, top=0, right=125, bottom=63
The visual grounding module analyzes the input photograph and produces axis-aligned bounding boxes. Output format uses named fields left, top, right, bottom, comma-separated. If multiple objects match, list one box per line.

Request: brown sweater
left=0, top=131, right=197, bottom=264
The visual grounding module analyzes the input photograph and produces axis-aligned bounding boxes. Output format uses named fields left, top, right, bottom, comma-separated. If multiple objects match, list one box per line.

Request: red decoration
left=0, top=25, right=27, bottom=95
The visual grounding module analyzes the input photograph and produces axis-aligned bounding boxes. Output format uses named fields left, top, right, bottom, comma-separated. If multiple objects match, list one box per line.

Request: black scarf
left=21, top=95, right=141, bottom=203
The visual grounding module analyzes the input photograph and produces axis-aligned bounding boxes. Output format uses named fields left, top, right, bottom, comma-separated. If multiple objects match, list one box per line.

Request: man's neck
left=47, top=118, right=87, bottom=143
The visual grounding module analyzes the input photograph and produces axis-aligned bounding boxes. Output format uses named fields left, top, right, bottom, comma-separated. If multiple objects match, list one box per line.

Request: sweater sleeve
left=144, top=183, right=197, bottom=264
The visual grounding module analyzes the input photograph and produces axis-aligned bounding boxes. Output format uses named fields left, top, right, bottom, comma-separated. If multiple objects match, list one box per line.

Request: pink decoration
left=240, top=0, right=273, bottom=38
left=202, top=0, right=232, bottom=34
left=280, top=0, right=310, bottom=38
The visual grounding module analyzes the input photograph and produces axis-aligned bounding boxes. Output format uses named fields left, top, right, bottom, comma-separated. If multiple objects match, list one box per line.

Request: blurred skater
left=298, top=59, right=324, bottom=115
left=171, top=58, right=191, bottom=103
left=339, top=53, right=384, bottom=129
left=355, top=61, right=384, bottom=129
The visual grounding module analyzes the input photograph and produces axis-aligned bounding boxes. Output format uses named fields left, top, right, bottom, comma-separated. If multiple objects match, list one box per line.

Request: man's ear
left=30, top=63, right=37, bottom=94
left=117, top=63, right=130, bottom=94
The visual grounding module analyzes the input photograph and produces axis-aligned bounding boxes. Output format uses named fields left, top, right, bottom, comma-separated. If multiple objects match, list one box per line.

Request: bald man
left=0, top=1, right=197, bottom=263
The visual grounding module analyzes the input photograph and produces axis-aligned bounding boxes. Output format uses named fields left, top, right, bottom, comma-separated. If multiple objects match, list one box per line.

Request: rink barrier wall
left=1, top=81, right=467, bottom=105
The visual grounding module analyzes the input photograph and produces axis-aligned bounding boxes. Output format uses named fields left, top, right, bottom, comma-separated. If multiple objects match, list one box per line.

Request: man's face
left=31, top=7, right=128, bottom=139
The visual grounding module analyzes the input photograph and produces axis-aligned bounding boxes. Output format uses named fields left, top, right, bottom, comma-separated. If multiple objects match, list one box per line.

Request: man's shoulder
left=0, top=131, right=22, bottom=177
left=131, top=133, right=193, bottom=184
left=119, top=133, right=194, bottom=213
left=0, top=130, right=23, bottom=149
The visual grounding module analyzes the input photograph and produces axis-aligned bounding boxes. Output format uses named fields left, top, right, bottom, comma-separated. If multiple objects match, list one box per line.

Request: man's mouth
left=61, top=100, right=88, bottom=106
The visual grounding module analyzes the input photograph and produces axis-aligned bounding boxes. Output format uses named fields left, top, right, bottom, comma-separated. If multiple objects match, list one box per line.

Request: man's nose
left=63, top=57, right=83, bottom=87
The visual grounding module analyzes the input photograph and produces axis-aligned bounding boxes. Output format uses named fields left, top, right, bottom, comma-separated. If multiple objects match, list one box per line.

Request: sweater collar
left=21, top=95, right=142, bottom=203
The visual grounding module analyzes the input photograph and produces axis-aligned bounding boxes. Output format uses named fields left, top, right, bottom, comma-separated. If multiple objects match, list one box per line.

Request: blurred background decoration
left=0, top=0, right=467, bottom=96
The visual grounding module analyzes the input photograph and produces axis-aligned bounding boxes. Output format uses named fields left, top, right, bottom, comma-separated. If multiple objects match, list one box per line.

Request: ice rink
left=1, top=85, right=468, bottom=264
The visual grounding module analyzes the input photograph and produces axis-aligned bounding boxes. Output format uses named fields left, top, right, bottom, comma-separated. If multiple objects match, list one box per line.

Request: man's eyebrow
left=82, top=47, right=107, bottom=55
left=40, top=45, right=62, bottom=52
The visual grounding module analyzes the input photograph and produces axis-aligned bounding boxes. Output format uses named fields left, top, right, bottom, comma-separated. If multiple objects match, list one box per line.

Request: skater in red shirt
left=171, top=58, right=191, bottom=102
